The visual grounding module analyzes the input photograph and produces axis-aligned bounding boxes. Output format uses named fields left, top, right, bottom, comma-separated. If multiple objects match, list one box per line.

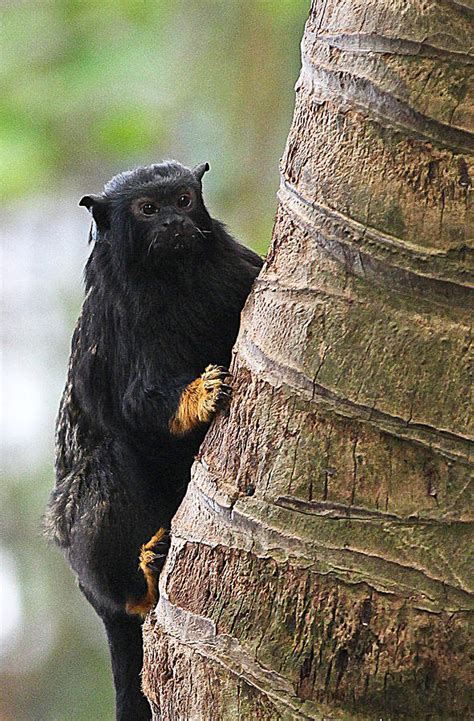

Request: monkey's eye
left=176, top=194, right=192, bottom=209
left=140, top=203, right=158, bottom=216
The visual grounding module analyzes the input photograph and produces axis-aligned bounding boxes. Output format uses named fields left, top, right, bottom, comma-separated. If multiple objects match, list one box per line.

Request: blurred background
left=0, top=1, right=307, bottom=719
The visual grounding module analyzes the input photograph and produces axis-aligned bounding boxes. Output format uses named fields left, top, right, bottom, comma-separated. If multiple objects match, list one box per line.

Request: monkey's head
left=80, top=160, right=213, bottom=272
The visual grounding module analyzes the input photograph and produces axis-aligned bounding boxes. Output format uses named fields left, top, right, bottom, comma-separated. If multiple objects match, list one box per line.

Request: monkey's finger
left=151, top=540, right=171, bottom=554
left=204, top=380, right=232, bottom=394
left=217, top=383, right=232, bottom=395
left=204, top=365, right=232, bottom=380
left=215, top=394, right=232, bottom=410
left=148, top=553, right=168, bottom=572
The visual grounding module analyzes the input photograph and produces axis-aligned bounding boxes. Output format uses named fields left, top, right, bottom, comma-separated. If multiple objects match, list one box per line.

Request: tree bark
left=143, top=1, right=473, bottom=719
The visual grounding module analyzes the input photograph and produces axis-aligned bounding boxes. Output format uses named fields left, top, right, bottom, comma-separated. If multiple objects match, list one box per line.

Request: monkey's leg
left=169, top=364, right=232, bottom=435
left=50, top=443, right=174, bottom=719
left=77, top=523, right=170, bottom=721
left=57, top=442, right=170, bottom=612
left=105, top=529, right=171, bottom=718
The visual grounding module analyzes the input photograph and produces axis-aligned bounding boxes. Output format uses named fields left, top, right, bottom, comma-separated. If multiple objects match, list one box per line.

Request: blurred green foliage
left=1, top=0, right=307, bottom=252
left=0, top=1, right=307, bottom=719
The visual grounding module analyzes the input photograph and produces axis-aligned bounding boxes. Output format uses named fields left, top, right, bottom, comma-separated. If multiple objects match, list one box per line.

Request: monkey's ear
left=192, top=162, right=210, bottom=182
left=79, top=194, right=110, bottom=231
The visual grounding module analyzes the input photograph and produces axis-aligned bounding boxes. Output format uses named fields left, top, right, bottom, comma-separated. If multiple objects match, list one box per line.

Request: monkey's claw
left=201, top=364, right=232, bottom=415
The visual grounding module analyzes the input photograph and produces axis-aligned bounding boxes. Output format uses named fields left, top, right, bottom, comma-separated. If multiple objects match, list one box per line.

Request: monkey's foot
left=169, top=365, right=232, bottom=435
left=125, top=528, right=171, bottom=617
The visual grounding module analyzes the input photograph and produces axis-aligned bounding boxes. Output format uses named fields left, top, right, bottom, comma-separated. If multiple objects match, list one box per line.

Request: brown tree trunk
left=143, top=1, right=473, bottom=718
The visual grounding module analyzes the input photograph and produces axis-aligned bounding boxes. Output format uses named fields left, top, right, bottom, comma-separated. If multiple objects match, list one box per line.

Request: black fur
left=44, top=161, right=263, bottom=721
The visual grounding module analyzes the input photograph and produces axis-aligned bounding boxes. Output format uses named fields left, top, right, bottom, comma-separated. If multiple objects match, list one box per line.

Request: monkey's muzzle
left=151, top=216, right=201, bottom=253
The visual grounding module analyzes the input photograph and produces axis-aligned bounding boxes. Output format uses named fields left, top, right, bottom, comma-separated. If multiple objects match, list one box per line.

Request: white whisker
left=147, top=238, right=155, bottom=256
left=194, top=226, right=211, bottom=239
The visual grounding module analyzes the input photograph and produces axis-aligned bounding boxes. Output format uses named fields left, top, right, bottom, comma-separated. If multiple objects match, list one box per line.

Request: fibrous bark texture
left=143, top=1, right=474, bottom=718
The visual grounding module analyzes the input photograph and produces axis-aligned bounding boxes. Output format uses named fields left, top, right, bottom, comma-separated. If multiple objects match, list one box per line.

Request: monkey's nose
left=161, top=218, right=185, bottom=232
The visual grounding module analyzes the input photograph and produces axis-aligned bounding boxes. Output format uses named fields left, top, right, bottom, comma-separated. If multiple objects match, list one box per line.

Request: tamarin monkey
left=44, top=161, right=263, bottom=721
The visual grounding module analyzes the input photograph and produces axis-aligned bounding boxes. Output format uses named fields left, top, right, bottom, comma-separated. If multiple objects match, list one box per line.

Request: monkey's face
left=80, top=161, right=213, bottom=272
left=126, top=182, right=211, bottom=257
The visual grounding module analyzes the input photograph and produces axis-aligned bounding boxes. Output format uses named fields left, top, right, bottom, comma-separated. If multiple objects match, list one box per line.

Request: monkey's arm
left=168, top=364, right=231, bottom=435
left=122, top=364, right=231, bottom=438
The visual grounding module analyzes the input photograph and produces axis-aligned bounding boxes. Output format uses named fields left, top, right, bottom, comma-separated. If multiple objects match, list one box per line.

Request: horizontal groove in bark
left=279, top=179, right=474, bottom=291
left=237, top=335, right=473, bottom=462
left=273, top=495, right=472, bottom=523
left=255, top=273, right=473, bottom=323
left=235, top=498, right=474, bottom=605
left=148, top=542, right=473, bottom=719
left=308, top=0, right=474, bottom=56
left=197, top=448, right=472, bottom=529
left=448, top=0, right=474, bottom=12
left=312, top=33, right=474, bottom=64
left=170, top=463, right=474, bottom=613
left=299, top=55, right=474, bottom=153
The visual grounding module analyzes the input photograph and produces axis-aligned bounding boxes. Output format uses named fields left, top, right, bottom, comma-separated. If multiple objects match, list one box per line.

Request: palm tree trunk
left=143, top=1, right=473, bottom=718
